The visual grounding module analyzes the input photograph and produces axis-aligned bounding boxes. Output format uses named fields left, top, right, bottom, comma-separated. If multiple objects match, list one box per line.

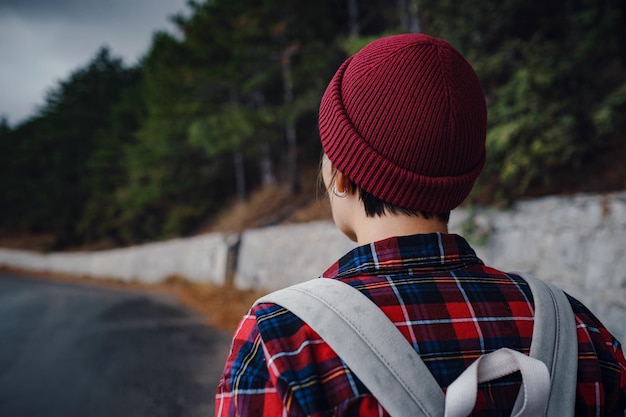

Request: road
left=0, top=272, right=232, bottom=417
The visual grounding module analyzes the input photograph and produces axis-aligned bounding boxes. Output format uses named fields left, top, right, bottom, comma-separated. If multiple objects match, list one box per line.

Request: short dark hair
left=352, top=180, right=451, bottom=224
left=321, top=157, right=450, bottom=224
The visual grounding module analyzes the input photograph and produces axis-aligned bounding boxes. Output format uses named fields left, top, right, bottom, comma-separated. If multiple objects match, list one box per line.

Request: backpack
left=255, top=274, right=577, bottom=417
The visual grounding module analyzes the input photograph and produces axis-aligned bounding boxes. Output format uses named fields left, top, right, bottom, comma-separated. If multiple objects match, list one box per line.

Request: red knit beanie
left=319, top=33, right=487, bottom=213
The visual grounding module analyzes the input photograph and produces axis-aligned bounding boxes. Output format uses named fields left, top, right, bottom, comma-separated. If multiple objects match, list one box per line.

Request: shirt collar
left=323, top=232, right=483, bottom=279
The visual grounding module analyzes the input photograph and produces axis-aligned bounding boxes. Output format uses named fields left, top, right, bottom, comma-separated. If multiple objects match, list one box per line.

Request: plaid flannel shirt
left=216, top=233, right=626, bottom=416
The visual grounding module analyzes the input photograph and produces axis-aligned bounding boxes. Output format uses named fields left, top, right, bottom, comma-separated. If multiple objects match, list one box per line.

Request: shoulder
left=252, top=301, right=322, bottom=354
left=561, top=292, right=622, bottom=356
left=566, top=293, right=625, bottom=366
left=563, top=293, right=626, bottom=414
left=219, top=302, right=315, bottom=391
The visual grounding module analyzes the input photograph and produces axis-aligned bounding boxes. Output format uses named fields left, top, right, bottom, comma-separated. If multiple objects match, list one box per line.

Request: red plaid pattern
left=216, top=233, right=626, bottom=416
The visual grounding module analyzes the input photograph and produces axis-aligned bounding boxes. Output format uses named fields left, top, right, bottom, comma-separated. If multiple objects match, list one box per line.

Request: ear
left=334, top=171, right=351, bottom=194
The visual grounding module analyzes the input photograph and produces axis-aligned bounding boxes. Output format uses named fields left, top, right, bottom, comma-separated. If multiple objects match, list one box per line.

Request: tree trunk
left=348, top=0, right=360, bottom=36
left=281, top=43, right=300, bottom=195
left=408, top=0, right=421, bottom=33
left=260, top=142, right=276, bottom=188
left=253, top=91, right=277, bottom=187
left=231, top=90, right=247, bottom=201
left=234, top=147, right=246, bottom=201
left=397, top=0, right=421, bottom=33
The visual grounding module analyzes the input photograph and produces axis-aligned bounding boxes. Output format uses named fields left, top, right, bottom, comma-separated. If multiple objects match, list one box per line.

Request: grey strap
left=256, top=278, right=445, bottom=417
left=513, top=274, right=578, bottom=417
left=256, top=275, right=578, bottom=417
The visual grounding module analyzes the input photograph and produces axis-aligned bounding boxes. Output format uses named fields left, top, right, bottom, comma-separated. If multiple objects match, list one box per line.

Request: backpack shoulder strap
left=513, top=274, right=578, bottom=417
left=256, top=275, right=578, bottom=417
left=256, top=278, right=445, bottom=417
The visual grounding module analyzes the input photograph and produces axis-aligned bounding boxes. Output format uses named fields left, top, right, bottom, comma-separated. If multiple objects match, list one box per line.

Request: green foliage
left=1, top=47, right=140, bottom=246
left=188, top=104, right=255, bottom=155
left=592, top=81, right=626, bottom=141
left=3, top=0, right=625, bottom=247
left=421, top=0, right=626, bottom=201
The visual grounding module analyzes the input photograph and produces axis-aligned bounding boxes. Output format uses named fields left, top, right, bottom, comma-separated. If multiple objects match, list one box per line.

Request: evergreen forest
left=1, top=0, right=625, bottom=250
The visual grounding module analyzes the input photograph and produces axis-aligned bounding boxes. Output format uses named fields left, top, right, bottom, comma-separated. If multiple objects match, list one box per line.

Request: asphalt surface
left=0, top=272, right=233, bottom=417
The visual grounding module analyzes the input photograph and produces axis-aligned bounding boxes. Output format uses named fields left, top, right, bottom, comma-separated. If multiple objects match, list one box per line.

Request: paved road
left=0, top=272, right=233, bottom=417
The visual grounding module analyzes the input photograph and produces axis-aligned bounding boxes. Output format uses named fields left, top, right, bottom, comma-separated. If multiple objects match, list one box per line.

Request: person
left=215, top=33, right=626, bottom=416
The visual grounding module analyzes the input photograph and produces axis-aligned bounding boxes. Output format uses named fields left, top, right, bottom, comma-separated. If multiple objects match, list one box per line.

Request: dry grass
left=0, top=233, right=56, bottom=252
left=159, top=276, right=266, bottom=331
left=200, top=174, right=332, bottom=234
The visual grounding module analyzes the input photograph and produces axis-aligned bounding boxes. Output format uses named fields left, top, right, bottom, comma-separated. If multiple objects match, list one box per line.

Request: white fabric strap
left=256, top=275, right=578, bottom=417
left=513, top=274, right=578, bottom=417
left=444, top=348, right=550, bottom=417
left=256, top=278, right=445, bottom=417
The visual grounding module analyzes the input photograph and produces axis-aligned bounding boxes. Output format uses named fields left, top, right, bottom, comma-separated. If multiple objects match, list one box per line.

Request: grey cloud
left=0, top=0, right=187, bottom=124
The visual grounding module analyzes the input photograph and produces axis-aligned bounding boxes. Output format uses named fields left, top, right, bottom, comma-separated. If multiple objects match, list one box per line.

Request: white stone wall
left=235, top=221, right=356, bottom=291
left=1, top=191, right=624, bottom=342
left=0, top=233, right=231, bottom=285
left=449, top=192, right=626, bottom=343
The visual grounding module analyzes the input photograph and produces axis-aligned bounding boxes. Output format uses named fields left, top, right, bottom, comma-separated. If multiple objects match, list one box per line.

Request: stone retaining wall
left=450, top=192, right=626, bottom=344
left=0, top=233, right=231, bottom=285
left=1, top=191, right=624, bottom=342
left=235, top=221, right=355, bottom=290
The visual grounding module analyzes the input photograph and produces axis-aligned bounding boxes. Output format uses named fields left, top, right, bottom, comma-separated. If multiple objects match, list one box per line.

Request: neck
left=353, top=213, right=449, bottom=246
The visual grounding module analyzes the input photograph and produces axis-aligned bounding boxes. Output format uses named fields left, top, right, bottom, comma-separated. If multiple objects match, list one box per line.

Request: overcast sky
left=0, top=0, right=189, bottom=126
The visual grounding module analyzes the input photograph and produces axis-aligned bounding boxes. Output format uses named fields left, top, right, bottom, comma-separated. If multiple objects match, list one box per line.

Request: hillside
left=2, top=137, right=625, bottom=253
left=2, top=148, right=624, bottom=332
